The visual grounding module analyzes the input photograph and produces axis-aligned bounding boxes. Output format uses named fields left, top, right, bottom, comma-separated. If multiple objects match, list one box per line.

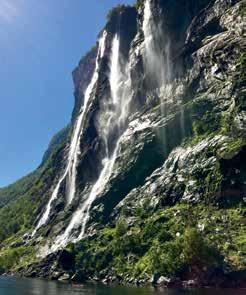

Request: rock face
left=0, top=0, right=245, bottom=287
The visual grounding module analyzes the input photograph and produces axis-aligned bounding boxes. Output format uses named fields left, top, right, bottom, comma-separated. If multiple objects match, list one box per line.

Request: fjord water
left=0, top=277, right=244, bottom=295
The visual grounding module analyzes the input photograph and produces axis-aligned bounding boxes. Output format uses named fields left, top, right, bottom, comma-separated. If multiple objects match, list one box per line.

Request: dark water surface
left=0, top=277, right=244, bottom=295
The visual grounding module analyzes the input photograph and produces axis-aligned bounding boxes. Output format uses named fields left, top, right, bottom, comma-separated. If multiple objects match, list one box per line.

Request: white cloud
left=0, top=0, right=19, bottom=23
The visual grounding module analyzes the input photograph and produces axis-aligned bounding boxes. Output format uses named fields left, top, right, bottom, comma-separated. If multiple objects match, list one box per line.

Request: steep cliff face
left=0, top=0, right=245, bottom=287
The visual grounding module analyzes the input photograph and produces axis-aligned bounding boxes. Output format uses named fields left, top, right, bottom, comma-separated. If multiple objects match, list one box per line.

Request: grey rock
left=58, top=273, right=70, bottom=282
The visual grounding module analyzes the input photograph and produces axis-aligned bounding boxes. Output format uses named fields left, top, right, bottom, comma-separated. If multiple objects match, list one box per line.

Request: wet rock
left=58, top=273, right=70, bottom=282
left=22, top=233, right=31, bottom=241
left=50, top=271, right=62, bottom=280
left=71, top=270, right=87, bottom=283
left=183, top=279, right=199, bottom=288
left=156, top=276, right=171, bottom=285
left=150, top=273, right=160, bottom=284
left=10, top=240, right=25, bottom=248
left=57, top=250, right=75, bottom=271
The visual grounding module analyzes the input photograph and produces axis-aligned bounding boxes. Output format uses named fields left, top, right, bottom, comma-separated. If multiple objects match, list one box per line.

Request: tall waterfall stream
left=50, top=33, right=133, bottom=251
left=33, top=32, right=107, bottom=237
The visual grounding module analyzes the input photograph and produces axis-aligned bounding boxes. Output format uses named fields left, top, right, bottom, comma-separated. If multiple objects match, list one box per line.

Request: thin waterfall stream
left=33, top=32, right=107, bottom=236
left=143, top=0, right=171, bottom=87
left=142, top=0, right=174, bottom=150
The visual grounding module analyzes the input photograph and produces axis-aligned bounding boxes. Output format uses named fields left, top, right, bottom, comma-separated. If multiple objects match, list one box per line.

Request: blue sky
left=0, top=0, right=135, bottom=187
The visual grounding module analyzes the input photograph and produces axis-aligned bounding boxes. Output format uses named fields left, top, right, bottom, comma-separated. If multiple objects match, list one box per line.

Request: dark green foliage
left=0, top=194, right=41, bottom=243
left=72, top=204, right=234, bottom=280
left=0, top=126, right=68, bottom=244
left=0, top=171, right=42, bottom=209
left=115, top=219, right=127, bottom=237
left=135, top=0, right=144, bottom=10
left=0, top=246, right=35, bottom=271
left=190, top=98, right=220, bottom=136
left=140, top=238, right=185, bottom=276
left=204, top=162, right=223, bottom=203
left=0, top=126, right=69, bottom=209
left=238, top=52, right=246, bottom=82
left=41, top=125, right=70, bottom=164
left=107, top=5, right=128, bottom=21
left=183, top=227, right=222, bottom=269
left=193, top=111, right=220, bottom=137
left=240, top=1, right=246, bottom=18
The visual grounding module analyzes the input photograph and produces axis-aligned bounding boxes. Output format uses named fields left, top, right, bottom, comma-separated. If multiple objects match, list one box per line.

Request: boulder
left=58, top=273, right=70, bottom=282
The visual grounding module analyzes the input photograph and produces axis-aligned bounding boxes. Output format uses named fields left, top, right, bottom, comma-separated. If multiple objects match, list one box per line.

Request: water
left=110, top=35, right=121, bottom=106
left=0, top=277, right=243, bottom=295
left=51, top=33, right=133, bottom=251
left=52, top=141, right=120, bottom=250
left=65, top=30, right=107, bottom=207
left=142, top=0, right=169, bottom=149
left=142, top=0, right=185, bottom=152
left=143, top=0, right=171, bottom=87
left=35, top=0, right=172, bottom=247
left=33, top=31, right=107, bottom=235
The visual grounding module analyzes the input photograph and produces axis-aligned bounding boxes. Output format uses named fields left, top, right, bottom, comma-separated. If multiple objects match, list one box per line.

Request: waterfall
left=33, top=32, right=107, bottom=236
left=110, top=36, right=121, bottom=105
left=100, top=35, right=122, bottom=157
left=52, top=141, right=120, bottom=250
left=65, top=31, right=107, bottom=206
left=143, top=0, right=156, bottom=78
left=142, top=0, right=173, bottom=149
left=50, top=34, right=133, bottom=251
left=143, top=0, right=185, bottom=142
left=143, top=0, right=171, bottom=88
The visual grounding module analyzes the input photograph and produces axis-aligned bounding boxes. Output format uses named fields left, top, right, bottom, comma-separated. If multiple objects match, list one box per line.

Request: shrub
left=183, top=227, right=223, bottom=270
left=115, top=219, right=127, bottom=237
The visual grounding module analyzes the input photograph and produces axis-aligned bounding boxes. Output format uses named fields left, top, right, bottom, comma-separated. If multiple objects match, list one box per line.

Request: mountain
left=0, top=0, right=245, bottom=288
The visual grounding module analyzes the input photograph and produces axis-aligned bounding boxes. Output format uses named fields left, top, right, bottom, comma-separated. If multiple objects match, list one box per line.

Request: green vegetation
left=41, top=125, right=70, bottom=164
left=240, top=1, right=246, bottom=18
left=0, top=246, right=35, bottom=273
left=0, top=153, right=57, bottom=244
left=107, top=5, right=129, bottom=21
left=73, top=203, right=245, bottom=280
left=238, top=52, right=246, bottom=81
left=0, top=127, right=68, bottom=249
left=135, top=0, right=144, bottom=10
left=0, top=126, right=69, bottom=209
left=0, top=171, right=42, bottom=209
left=218, top=137, right=246, bottom=159
left=192, top=111, right=220, bottom=138
left=0, top=195, right=40, bottom=243
left=183, top=227, right=222, bottom=269
left=181, top=97, right=222, bottom=147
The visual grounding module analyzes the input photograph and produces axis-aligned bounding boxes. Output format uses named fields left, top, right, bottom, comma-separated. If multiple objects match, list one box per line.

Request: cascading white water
left=100, top=35, right=121, bottom=157
left=65, top=31, right=107, bottom=206
left=33, top=32, right=107, bottom=236
left=143, top=0, right=185, bottom=141
left=143, top=0, right=171, bottom=88
left=143, top=0, right=157, bottom=77
left=51, top=34, right=133, bottom=251
left=110, top=36, right=121, bottom=105
left=142, top=0, right=173, bottom=148
left=52, top=141, right=120, bottom=250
